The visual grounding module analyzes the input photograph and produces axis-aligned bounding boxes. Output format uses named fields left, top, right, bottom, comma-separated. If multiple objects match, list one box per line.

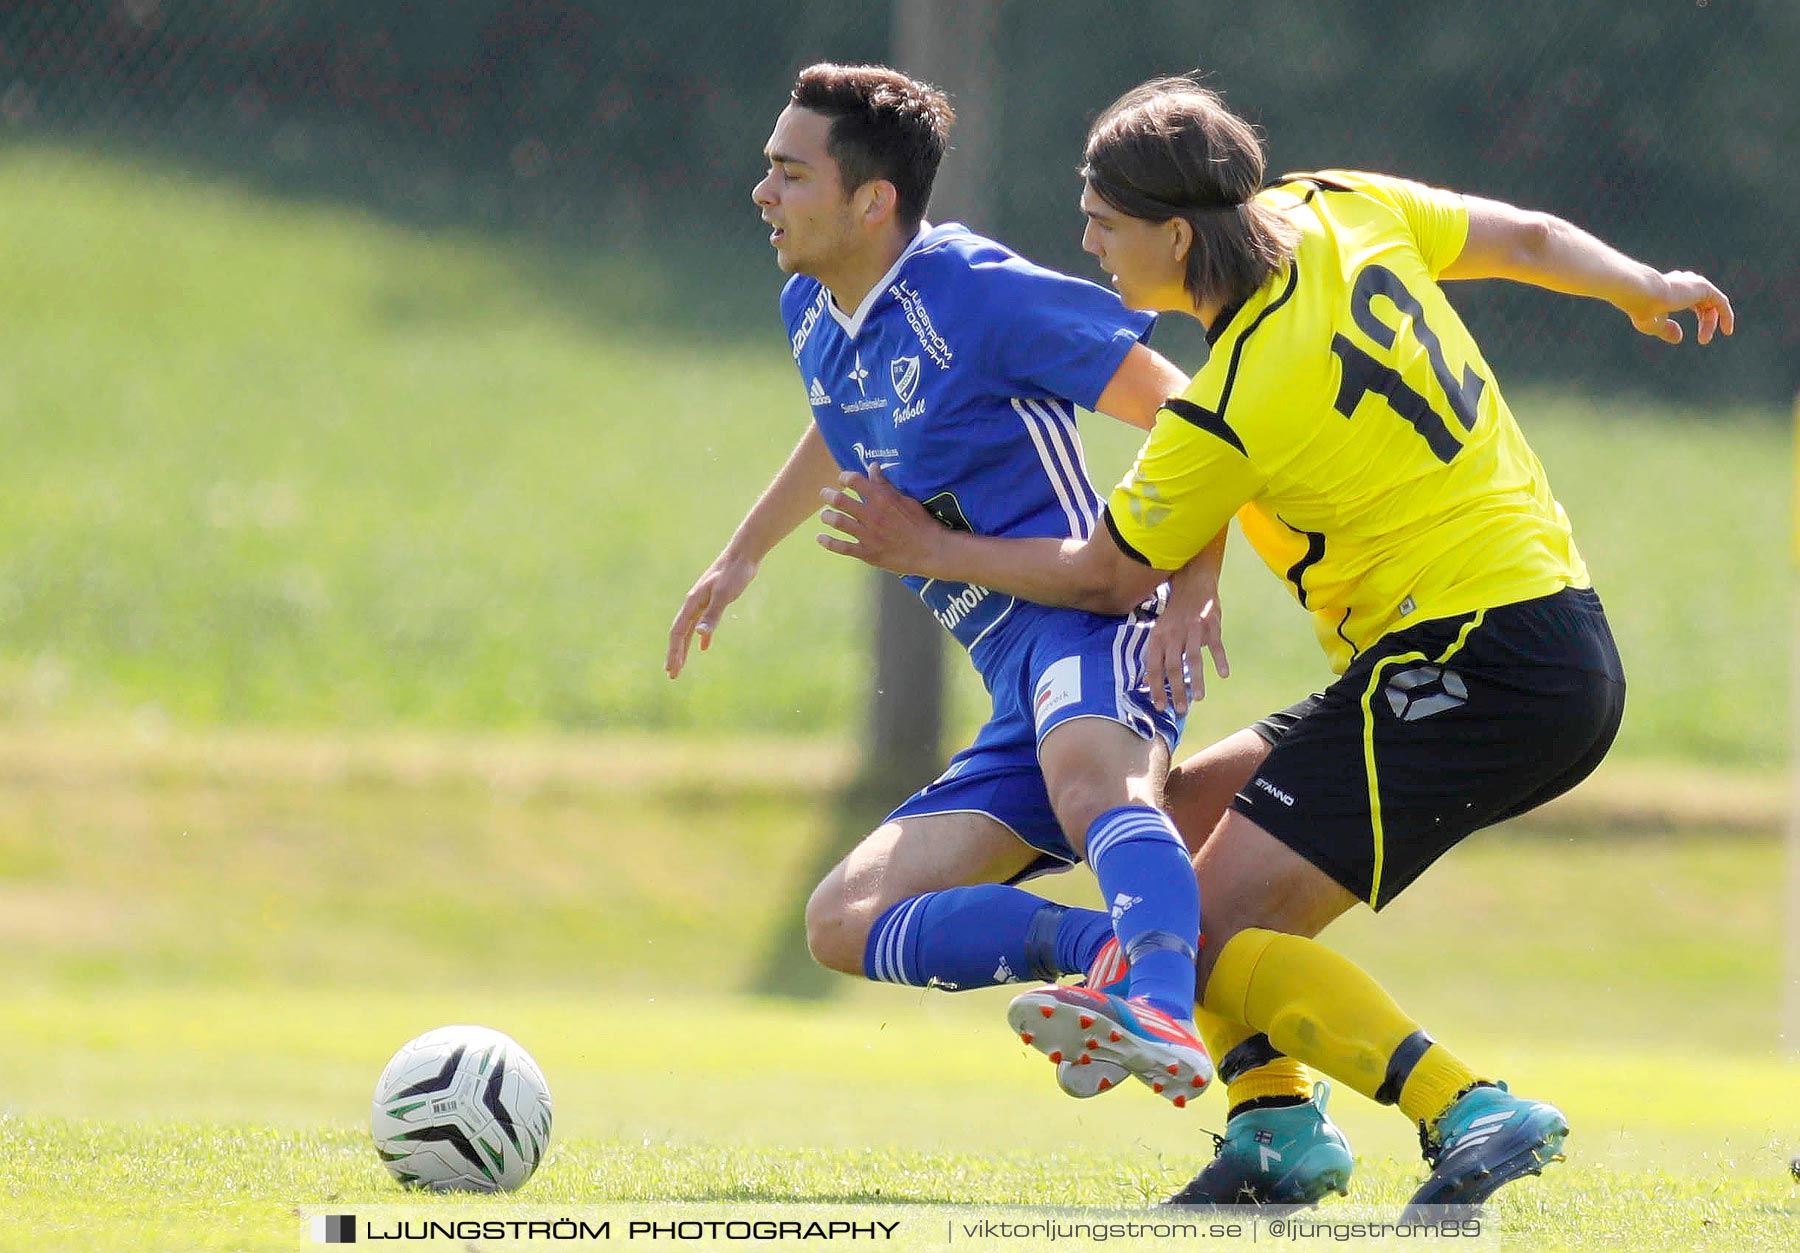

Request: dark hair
left=1083, top=76, right=1298, bottom=306
left=791, top=63, right=954, bottom=232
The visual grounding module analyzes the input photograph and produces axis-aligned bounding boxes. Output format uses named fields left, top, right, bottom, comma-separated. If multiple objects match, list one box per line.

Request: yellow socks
left=1204, top=927, right=1482, bottom=1127
left=1194, top=1009, right=1314, bottom=1114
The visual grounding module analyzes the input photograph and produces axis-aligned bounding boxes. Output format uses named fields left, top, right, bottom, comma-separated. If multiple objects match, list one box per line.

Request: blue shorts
left=886, top=607, right=1185, bottom=881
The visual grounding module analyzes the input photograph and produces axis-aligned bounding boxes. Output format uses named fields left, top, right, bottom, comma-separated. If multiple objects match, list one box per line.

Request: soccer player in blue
left=666, top=63, right=1218, bottom=1104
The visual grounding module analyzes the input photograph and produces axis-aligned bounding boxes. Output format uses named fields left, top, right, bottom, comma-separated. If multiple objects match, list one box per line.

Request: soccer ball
left=370, top=1025, right=553, bottom=1192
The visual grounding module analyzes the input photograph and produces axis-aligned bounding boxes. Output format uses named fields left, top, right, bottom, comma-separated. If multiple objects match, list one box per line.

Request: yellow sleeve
left=1317, top=169, right=1470, bottom=278
left=1105, top=402, right=1265, bottom=570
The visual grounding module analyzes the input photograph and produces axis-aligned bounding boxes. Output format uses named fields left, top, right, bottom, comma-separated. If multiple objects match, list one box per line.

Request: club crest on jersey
left=890, top=355, right=921, bottom=403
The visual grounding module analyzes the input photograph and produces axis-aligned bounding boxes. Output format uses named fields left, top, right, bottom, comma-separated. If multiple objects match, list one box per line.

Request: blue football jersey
left=783, top=223, right=1156, bottom=674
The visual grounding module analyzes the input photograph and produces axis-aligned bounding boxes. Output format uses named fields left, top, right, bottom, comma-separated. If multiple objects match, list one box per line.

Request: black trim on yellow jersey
left=1268, top=172, right=1357, bottom=200
left=1205, top=297, right=1246, bottom=347
left=1333, top=608, right=1359, bottom=663
left=1175, top=259, right=1300, bottom=440
left=1280, top=518, right=1326, bottom=609
left=1101, top=505, right=1155, bottom=568
left=1163, top=397, right=1247, bottom=456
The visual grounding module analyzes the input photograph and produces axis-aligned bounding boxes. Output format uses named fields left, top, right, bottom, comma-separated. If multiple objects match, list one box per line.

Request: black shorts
left=1234, top=586, right=1626, bottom=909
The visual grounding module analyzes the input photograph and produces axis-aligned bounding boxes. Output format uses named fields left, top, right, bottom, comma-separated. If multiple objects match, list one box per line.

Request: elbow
left=1060, top=531, right=1162, bottom=615
left=1071, top=565, right=1160, bottom=616
left=1085, top=582, right=1151, bottom=617
left=1511, top=211, right=1558, bottom=268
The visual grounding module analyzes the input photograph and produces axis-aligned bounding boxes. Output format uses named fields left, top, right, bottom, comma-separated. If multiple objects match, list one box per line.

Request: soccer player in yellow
left=817, top=75, right=1733, bottom=1210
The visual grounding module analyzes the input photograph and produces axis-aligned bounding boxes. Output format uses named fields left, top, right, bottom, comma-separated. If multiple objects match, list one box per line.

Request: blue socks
left=1054, top=904, right=1115, bottom=978
left=858, top=806, right=1200, bottom=1022
left=863, top=886, right=1113, bottom=991
left=1085, top=805, right=1200, bottom=1021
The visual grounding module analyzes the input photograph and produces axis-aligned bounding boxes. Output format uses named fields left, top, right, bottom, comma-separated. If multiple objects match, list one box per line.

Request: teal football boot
left=1403, top=1081, right=1568, bottom=1214
left=1165, top=1081, right=1354, bottom=1206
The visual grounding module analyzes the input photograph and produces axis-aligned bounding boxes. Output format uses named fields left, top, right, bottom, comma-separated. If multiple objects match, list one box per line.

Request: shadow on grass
left=748, top=774, right=915, bottom=1000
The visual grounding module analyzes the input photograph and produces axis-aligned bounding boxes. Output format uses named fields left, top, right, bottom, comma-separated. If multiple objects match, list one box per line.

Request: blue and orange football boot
left=1008, top=980, right=1213, bottom=1109
left=1054, top=938, right=1129, bottom=1098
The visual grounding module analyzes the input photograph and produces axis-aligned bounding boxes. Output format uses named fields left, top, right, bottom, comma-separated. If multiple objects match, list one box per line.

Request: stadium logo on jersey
left=890, top=355, right=921, bottom=404
left=808, top=377, right=831, bottom=407
left=791, top=289, right=826, bottom=359
left=891, top=280, right=953, bottom=368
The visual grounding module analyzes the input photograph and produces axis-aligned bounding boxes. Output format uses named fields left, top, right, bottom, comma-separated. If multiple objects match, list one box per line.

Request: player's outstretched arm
left=817, top=463, right=1165, bottom=615
left=666, top=422, right=839, bottom=679
left=1093, top=344, right=1190, bottom=431
left=1443, top=196, right=1734, bottom=345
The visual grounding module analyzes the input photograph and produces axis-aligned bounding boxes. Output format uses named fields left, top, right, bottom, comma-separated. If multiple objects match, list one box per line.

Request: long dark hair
left=1083, top=77, right=1298, bottom=307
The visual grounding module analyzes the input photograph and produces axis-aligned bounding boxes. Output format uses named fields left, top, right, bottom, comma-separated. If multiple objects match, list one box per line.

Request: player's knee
left=803, top=877, right=867, bottom=976
left=1164, top=736, right=1270, bottom=854
left=1046, top=776, right=1153, bottom=852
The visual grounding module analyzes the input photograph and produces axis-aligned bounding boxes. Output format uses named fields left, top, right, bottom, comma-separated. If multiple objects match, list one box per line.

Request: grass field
left=0, top=731, right=1796, bottom=1250
left=0, top=143, right=1794, bottom=1251
left=0, top=145, right=1790, bottom=765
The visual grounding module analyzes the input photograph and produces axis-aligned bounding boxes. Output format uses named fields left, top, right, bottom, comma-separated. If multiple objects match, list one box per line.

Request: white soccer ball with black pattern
left=370, top=1024, right=553, bottom=1192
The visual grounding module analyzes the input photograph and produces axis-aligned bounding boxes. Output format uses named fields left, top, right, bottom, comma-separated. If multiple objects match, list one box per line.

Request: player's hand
left=816, top=463, right=945, bottom=576
left=666, top=552, right=759, bottom=679
left=1142, top=563, right=1228, bottom=715
left=1625, top=271, right=1735, bottom=345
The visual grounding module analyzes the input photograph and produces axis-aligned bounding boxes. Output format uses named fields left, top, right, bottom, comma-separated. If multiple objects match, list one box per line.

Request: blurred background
left=3, top=8, right=1798, bottom=1245
left=0, top=1, right=1793, bottom=1026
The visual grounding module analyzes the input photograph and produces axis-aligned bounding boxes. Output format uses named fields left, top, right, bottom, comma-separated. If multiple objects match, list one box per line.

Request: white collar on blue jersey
left=826, top=222, right=932, bottom=339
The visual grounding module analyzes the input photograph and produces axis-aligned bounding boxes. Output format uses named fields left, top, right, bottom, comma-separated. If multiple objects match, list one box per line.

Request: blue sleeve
left=965, top=254, right=1156, bottom=410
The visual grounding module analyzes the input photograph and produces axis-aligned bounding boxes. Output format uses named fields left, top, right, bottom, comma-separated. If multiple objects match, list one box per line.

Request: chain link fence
left=0, top=1, right=1790, bottom=759
left=2, top=0, right=1792, bottom=399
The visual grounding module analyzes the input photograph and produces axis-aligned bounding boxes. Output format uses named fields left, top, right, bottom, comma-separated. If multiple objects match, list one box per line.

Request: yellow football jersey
left=1106, top=170, right=1590, bottom=673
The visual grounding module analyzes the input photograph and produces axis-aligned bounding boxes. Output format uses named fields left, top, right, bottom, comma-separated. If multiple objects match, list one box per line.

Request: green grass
left=0, top=726, right=1785, bottom=1029
left=0, top=730, right=1796, bottom=1249
left=0, top=145, right=1790, bottom=765
left=3, top=992, right=1796, bottom=1251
